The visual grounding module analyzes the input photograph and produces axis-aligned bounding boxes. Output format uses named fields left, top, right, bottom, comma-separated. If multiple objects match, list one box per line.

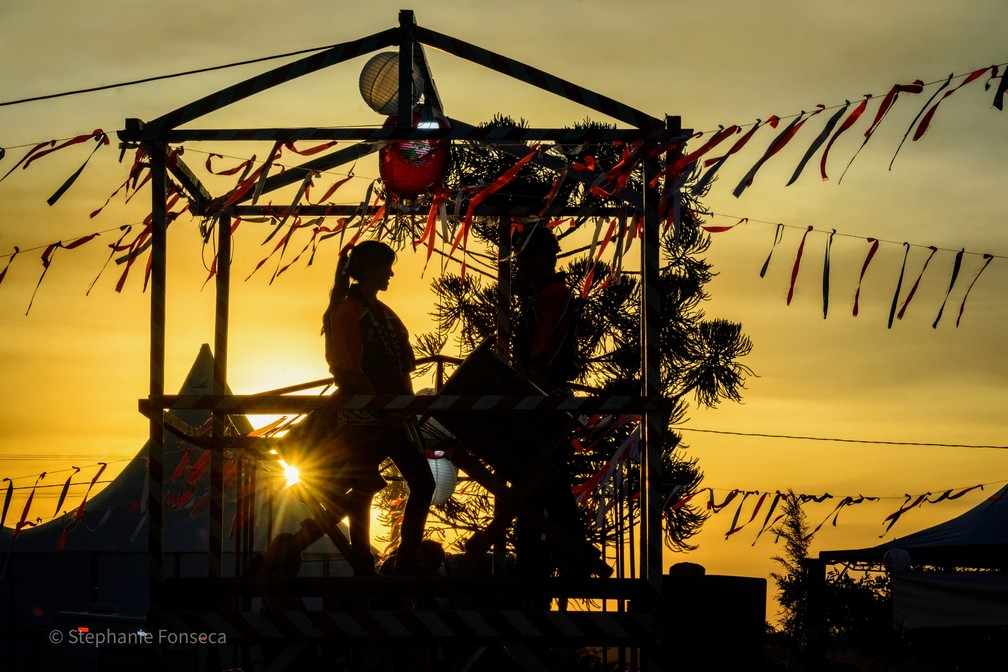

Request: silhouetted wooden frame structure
left=121, top=9, right=690, bottom=671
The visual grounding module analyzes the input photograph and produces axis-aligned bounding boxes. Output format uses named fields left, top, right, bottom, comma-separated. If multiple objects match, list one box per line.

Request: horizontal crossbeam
left=141, top=393, right=661, bottom=416
left=153, top=605, right=660, bottom=645
left=120, top=125, right=687, bottom=144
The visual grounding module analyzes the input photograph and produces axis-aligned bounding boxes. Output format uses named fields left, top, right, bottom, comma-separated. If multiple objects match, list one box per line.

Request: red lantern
left=379, top=113, right=450, bottom=200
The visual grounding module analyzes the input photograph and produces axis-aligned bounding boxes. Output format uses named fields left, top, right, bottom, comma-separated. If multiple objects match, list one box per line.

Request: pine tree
left=378, top=116, right=752, bottom=559
left=770, top=490, right=812, bottom=641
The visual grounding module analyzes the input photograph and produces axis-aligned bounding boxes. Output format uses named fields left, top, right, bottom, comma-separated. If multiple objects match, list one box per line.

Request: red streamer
left=415, top=188, right=451, bottom=273
left=786, top=226, right=814, bottom=305
left=914, top=66, right=995, bottom=141
left=283, top=140, right=339, bottom=156
left=852, top=238, right=880, bottom=316
left=1, top=478, right=13, bottom=529
left=881, top=493, right=929, bottom=535
left=692, top=120, right=766, bottom=195
left=0, top=140, right=56, bottom=183
left=896, top=246, right=938, bottom=320
left=733, top=108, right=822, bottom=197
left=204, top=153, right=254, bottom=176
left=0, top=246, right=20, bottom=287
left=932, top=248, right=965, bottom=329
left=654, top=125, right=739, bottom=186
left=26, top=234, right=100, bottom=315
left=955, top=253, right=994, bottom=327
left=708, top=488, right=740, bottom=513
left=589, top=141, right=647, bottom=198
left=702, top=217, right=747, bottom=234
left=725, top=492, right=767, bottom=539
left=450, top=146, right=539, bottom=279
left=307, top=174, right=353, bottom=206
left=820, top=95, right=871, bottom=182
left=994, top=65, right=1008, bottom=110
left=580, top=217, right=618, bottom=298
left=53, top=466, right=82, bottom=517
left=839, top=82, right=924, bottom=183
left=13, top=473, right=46, bottom=539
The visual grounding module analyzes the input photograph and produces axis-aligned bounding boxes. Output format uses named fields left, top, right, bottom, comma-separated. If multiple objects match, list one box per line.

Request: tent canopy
left=820, top=482, right=1008, bottom=568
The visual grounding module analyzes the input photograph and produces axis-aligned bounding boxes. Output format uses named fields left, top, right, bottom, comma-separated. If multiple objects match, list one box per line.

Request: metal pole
left=147, top=142, right=168, bottom=618
left=398, top=10, right=415, bottom=126
left=640, top=144, right=664, bottom=671
left=496, top=216, right=512, bottom=355
left=210, top=213, right=231, bottom=579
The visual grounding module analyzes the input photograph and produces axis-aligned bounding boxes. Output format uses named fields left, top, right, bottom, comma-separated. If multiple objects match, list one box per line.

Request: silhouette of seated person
left=510, top=225, right=588, bottom=587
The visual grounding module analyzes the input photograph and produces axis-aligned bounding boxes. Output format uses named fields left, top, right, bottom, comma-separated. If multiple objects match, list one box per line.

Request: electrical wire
left=677, top=425, right=1008, bottom=450
left=0, top=43, right=337, bottom=108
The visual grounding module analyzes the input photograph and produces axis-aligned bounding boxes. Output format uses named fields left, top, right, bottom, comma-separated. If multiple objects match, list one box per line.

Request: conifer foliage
left=378, top=116, right=753, bottom=558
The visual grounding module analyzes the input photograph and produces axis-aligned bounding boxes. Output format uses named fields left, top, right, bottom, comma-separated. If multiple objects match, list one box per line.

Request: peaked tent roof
left=0, top=344, right=336, bottom=556
left=117, top=9, right=686, bottom=219
left=820, top=482, right=1008, bottom=568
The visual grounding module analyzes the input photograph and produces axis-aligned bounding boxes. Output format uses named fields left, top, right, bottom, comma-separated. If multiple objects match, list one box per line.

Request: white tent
left=1, top=345, right=351, bottom=666
left=820, top=482, right=1008, bottom=629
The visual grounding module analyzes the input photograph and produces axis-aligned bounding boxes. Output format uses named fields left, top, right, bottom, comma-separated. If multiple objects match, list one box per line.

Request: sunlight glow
left=279, top=459, right=301, bottom=488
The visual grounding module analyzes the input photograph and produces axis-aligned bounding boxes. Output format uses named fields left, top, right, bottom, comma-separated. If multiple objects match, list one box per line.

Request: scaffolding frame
left=120, top=9, right=691, bottom=671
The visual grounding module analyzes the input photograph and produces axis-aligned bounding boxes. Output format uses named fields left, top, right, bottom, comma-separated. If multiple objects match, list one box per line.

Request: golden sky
left=2, top=0, right=1008, bottom=619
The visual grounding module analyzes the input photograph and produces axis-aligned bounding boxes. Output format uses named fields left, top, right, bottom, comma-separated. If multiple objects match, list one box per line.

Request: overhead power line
left=0, top=43, right=337, bottom=108
left=678, top=426, right=1008, bottom=450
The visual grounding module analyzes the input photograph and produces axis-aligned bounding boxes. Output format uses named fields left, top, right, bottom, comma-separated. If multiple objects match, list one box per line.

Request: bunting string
left=0, top=59, right=1005, bottom=322
left=701, top=216, right=1001, bottom=327
left=0, top=447, right=1003, bottom=552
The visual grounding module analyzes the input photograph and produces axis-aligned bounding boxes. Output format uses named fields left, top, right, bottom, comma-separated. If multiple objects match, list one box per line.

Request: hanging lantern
left=359, top=52, right=423, bottom=115
left=379, top=113, right=450, bottom=199
left=883, top=548, right=911, bottom=574
left=427, top=450, right=458, bottom=506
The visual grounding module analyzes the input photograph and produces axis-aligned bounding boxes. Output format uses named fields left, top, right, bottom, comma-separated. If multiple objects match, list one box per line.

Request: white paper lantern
left=359, top=52, right=422, bottom=115
left=427, top=455, right=458, bottom=506
left=883, top=548, right=911, bottom=574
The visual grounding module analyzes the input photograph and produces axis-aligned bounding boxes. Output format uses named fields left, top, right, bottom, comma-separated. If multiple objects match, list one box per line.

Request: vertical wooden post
left=210, top=213, right=231, bottom=579
left=494, top=215, right=512, bottom=571
left=398, top=10, right=415, bottom=126
left=147, top=141, right=167, bottom=617
left=496, top=216, right=512, bottom=355
left=640, top=130, right=667, bottom=670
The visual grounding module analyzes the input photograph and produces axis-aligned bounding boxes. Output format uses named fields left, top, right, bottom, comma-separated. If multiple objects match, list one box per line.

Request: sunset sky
left=2, top=0, right=1007, bottom=620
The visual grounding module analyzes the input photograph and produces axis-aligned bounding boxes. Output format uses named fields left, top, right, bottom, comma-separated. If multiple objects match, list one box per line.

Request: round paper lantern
left=359, top=52, right=422, bottom=115
left=883, top=548, right=911, bottom=574
left=379, top=113, right=450, bottom=199
left=427, top=453, right=458, bottom=506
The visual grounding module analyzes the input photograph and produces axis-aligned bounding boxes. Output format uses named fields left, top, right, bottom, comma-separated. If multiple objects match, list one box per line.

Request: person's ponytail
left=321, top=249, right=352, bottom=373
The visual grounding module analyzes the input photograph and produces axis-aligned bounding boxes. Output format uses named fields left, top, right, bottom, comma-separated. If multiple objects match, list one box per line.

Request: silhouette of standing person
left=322, top=240, right=434, bottom=575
